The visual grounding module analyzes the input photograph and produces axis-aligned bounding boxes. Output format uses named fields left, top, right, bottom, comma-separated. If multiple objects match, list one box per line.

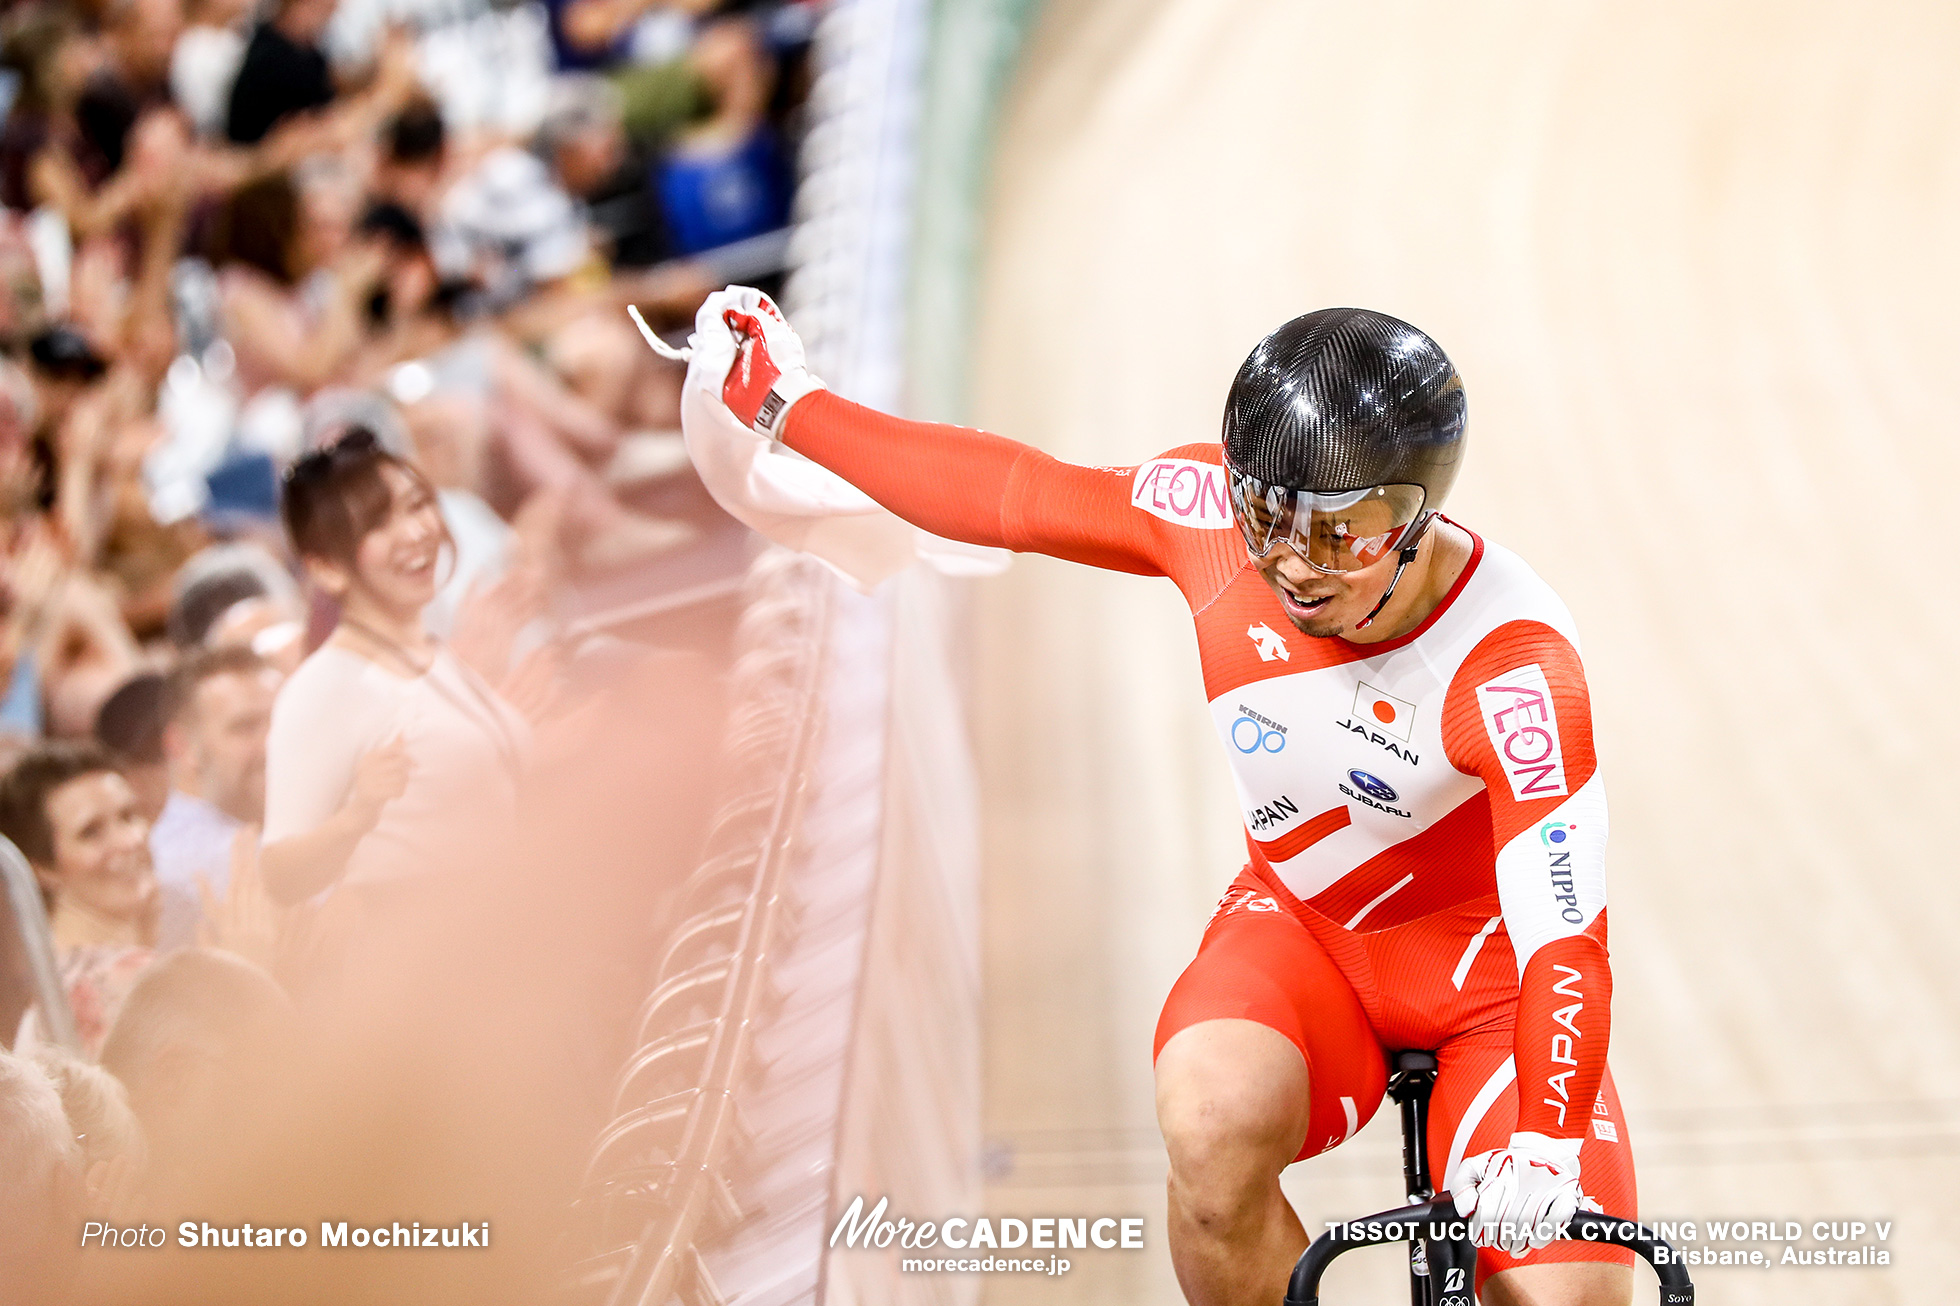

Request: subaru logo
left=1346, top=770, right=1397, bottom=802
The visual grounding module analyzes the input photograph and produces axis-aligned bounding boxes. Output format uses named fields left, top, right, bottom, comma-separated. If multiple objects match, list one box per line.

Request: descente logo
left=1130, top=459, right=1234, bottom=528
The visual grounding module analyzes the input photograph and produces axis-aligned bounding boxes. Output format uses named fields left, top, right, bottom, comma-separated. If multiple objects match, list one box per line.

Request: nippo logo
left=1538, top=821, right=1578, bottom=847
left=1131, top=459, right=1234, bottom=528
left=1474, top=663, right=1569, bottom=800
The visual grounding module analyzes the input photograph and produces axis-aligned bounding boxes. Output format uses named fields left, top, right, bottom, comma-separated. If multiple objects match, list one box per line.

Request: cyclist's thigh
left=1428, top=1032, right=1638, bottom=1290
left=1155, top=873, right=1389, bottom=1162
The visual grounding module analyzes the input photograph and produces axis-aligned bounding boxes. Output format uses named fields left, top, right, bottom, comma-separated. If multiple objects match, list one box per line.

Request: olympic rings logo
left=1231, top=716, right=1287, bottom=754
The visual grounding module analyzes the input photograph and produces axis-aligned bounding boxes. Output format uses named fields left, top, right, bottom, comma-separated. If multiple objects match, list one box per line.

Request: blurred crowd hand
left=561, top=0, right=718, bottom=62
left=372, top=25, right=423, bottom=109
left=0, top=520, right=72, bottom=664
left=40, top=107, right=200, bottom=244
left=122, top=109, right=193, bottom=210
left=197, top=825, right=280, bottom=974
left=184, top=24, right=422, bottom=188
left=452, top=488, right=576, bottom=721
left=451, top=563, right=564, bottom=720
left=308, top=23, right=423, bottom=153
left=499, top=641, right=566, bottom=725
left=614, top=259, right=718, bottom=327
left=332, top=234, right=394, bottom=305
left=86, top=1138, right=144, bottom=1222
left=511, top=484, right=572, bottom=581
left=54, top=367, right=163, bottom=563
left=350, top=733, right=413, bottom=829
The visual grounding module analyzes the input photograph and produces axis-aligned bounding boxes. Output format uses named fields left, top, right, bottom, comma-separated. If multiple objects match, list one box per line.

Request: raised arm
left=703, top=286, right=1173, bottom=577
left=781, top=392, right=1168, bottom=575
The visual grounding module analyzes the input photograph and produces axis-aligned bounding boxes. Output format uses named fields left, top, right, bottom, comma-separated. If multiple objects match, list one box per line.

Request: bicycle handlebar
left=1284, top=1198, right=1693, bottom=1306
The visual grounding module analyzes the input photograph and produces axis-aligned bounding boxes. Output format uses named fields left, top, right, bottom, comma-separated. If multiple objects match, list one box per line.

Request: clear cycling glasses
left=1225, top=466, right=1427, bottom=572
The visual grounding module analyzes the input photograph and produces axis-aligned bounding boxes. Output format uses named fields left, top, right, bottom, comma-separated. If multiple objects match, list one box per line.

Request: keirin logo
left=1230, top=705, right=1287, bottom=753
left=1232, top=718, right=1286, bottom=753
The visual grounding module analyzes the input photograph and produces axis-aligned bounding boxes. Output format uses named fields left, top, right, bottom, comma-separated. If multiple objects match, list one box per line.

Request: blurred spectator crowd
left=0, top=0, right=812, bottom=1291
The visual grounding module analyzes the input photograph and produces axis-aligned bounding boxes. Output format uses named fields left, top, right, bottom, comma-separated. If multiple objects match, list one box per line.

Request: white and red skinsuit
left=769, top=388, right=1635, bottom=1286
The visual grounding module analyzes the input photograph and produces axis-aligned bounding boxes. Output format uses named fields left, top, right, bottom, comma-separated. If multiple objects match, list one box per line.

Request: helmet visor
left=1226, top=469, right=1426, bottom=571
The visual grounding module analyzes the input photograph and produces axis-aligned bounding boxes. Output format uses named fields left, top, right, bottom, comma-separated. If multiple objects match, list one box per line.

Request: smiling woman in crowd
left=259, top=429, right=530, bottom=916
left=0, top=741, right=158, bottom=1055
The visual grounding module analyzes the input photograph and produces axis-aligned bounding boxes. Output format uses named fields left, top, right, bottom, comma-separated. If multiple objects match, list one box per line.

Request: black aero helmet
left=1223, top=308, right=1465, bottom=569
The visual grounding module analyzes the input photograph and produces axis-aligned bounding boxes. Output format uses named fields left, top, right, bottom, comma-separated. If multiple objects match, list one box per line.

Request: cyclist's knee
left=1155, top=1019, right=1309, bottom=1224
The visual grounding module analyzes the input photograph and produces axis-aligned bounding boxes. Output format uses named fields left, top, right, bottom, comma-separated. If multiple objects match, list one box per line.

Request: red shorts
left=1154, top=865, right=1635, bottom=1286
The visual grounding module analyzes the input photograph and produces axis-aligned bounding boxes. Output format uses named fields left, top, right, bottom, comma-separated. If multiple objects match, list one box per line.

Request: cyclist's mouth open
left=1278, top=588, right=1335, bottom=618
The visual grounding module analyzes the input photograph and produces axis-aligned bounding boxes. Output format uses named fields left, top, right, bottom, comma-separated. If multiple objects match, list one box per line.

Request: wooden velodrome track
left=961, top=3, right=1960, bottom=1303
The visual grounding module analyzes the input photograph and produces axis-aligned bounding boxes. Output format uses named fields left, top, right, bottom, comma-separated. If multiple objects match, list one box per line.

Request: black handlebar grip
left=1285, top=1202, right=1693, bottom=1305
left=1562, top=1212, right=1694, bottom=1303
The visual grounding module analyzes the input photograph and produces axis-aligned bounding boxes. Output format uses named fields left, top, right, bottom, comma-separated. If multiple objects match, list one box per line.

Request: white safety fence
left=568, top=0, right=984, bottom=1302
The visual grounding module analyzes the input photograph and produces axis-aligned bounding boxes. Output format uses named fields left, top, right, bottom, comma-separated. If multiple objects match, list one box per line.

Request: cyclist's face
left=1254, top=541, right=1401, bottom=638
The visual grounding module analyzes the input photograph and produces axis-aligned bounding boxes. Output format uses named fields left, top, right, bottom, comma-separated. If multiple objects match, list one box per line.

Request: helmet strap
left=1353, top=542, right=1423, bottom=631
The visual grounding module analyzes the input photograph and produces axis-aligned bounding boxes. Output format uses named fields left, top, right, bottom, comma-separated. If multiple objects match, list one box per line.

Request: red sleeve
left=1441, top=620, right=1611, bottom=1140
left=780, top=392, right=1170, bottom=577
left=1512, top=932, right=1611, bottom=1139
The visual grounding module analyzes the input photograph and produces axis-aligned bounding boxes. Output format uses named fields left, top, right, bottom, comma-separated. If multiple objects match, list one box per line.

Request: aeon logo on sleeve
left=1474, top=663, right=1568, bottom=800
left=1130, top=459, right=1234, bottom=529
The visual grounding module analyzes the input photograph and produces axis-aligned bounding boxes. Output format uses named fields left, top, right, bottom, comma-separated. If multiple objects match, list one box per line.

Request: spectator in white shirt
left=150, top=646, right=279, bottom=950
left=260, top=429, right=528, bottom=909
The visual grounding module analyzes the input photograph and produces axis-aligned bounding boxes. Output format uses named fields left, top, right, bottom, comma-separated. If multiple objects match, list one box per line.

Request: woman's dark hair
left=0, top=740, right=119, bottom=868
left=280, top=428, right=447, bottom=570
left=208, top=171, right=301, bottom=285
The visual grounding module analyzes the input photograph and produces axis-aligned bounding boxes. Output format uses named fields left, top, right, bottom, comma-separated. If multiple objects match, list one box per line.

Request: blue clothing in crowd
left=658, top=127, right=792, bottom=255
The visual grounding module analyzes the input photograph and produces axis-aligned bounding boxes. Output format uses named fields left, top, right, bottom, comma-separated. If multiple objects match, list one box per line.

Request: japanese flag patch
left=1475, top=663, right=1568, bottom=800
left=1353, top=682, right=1416, bottom=742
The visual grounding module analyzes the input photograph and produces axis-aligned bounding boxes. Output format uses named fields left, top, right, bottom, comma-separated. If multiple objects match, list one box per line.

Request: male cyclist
left=679, top=289, right=1634, bottom=1306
